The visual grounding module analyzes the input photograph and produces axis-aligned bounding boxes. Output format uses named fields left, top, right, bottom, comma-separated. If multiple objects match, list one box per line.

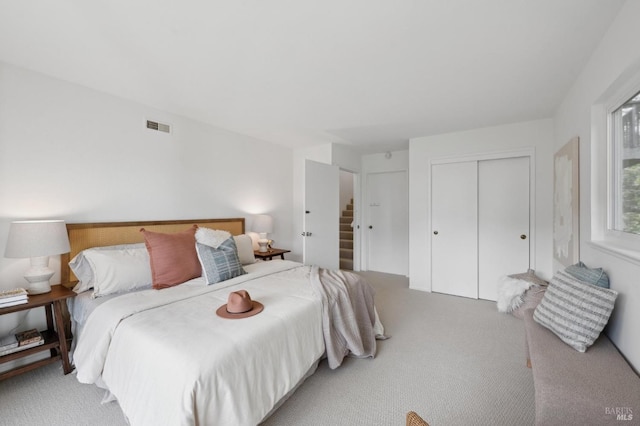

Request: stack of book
left=0, top=288, right=28, bottom=308
left=0, top=329, right=44, bottom=357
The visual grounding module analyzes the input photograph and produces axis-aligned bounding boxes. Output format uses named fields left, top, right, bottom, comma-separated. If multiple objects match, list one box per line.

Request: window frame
left=608, top=92, right=640, bottom=240
left=590, top=64, right=640, bottom=264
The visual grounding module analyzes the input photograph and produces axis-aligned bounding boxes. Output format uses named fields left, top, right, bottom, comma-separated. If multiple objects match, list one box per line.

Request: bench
left=523, top=309, right=640, bottom=425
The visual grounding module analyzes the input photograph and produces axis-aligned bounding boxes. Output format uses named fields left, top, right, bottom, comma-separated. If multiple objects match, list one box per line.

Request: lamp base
left=24, top=256, right=53, bottom=294
left=257, top=240, right=269, bottom=253
left=25, top=279, right=52, bottom=295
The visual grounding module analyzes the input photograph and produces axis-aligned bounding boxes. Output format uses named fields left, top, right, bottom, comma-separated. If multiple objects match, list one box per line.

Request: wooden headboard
left=60, top=218, right=245, bottom=286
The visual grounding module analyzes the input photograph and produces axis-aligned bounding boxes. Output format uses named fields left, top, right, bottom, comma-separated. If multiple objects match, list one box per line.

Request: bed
left=63, top=218, right=382, bottom=426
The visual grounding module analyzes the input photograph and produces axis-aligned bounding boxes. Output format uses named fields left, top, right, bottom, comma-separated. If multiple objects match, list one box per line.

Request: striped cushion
left=533, top=270, right=618, bottom=352
left=196, top=238, right=246, bottom=285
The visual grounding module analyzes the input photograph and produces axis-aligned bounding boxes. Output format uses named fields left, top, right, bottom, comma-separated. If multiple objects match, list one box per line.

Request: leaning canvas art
left=553, top=137, right=580, bottom=266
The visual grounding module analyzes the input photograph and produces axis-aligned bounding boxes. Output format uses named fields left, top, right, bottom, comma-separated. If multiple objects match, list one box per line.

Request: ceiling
left=0, top=1, right=625, bottom=153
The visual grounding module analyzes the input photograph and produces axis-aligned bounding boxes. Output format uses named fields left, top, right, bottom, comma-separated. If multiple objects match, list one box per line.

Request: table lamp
left=252, top=214, right=273, bottom=252
left=4, top=220, right=71, bottom=294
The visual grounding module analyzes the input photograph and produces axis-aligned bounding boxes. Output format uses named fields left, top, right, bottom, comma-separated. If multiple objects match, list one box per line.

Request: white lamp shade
left=5, top=220, right=71, bottom=258
left=252, top=215, right=273, bottom=234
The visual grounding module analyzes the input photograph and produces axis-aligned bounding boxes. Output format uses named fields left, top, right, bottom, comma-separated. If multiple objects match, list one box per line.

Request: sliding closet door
left=478, top=157, right=530, bottom=301
left=431, top=161, right=478, bottom=298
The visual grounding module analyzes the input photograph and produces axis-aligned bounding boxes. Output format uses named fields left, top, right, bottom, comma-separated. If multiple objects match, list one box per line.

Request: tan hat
left=216, top=290, right=264, bottom=319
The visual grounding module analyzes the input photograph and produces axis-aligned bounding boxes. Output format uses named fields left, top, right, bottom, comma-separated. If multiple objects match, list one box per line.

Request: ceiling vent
left=146, top=119, right=171, bottom=133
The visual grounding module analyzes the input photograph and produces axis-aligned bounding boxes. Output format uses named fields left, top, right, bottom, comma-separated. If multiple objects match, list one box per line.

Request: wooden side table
left=253, top=248, right=291, bottom=261
left=0, top=285, right=75, bottom=380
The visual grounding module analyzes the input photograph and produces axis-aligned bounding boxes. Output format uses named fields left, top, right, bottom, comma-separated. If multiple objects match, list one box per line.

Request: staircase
left=339, top=199, right=354, bottom=270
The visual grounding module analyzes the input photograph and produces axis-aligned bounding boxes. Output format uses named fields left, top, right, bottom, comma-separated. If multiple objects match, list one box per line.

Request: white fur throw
left=195, top=228, right=231, bottom=248
left=496, top=276, right=532, bottom=313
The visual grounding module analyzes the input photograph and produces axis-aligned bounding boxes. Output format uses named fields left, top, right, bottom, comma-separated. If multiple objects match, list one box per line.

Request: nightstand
left=253, top=248, right=291, bottom=261
left=0, top=285, right=75, bottom=380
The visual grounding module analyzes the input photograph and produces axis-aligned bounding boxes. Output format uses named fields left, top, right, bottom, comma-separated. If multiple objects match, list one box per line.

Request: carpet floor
left=0, top=271, right=535, bottom=426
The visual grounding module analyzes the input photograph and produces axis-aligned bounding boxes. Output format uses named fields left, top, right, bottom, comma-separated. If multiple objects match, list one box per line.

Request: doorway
left=303, top=160, right=340, bottom=270
left=303, top=160, right=360, bottom=271
left=339, top=170, right=356, bottom=270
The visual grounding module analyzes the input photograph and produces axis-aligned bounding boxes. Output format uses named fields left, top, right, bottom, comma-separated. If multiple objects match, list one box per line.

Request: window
left=611, top=91, right=640, bottom=236
left=591, top=63, right=640, bottom=262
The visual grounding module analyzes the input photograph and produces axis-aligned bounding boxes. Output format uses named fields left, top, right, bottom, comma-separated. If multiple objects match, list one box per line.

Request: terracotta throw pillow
left=141, top=225, right=201, bottom=289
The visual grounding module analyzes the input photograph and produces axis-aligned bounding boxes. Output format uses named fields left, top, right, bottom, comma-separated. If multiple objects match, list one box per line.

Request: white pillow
left=246, top=232, right=260, bottom=250
left=69, top=243, right=147, bottom=294
left=83, top=247, right=152, bottom=297
left=233, top=234, right=256, bottom=265
left=195, top=228, right=231, bottom=248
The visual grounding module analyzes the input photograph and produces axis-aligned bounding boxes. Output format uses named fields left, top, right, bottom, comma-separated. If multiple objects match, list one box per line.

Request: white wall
left=362, top=150, right=409, bottom=175
left=334, top=142, right=359, bottom=215
left=554, top=0, right=640, bottom=371
left=339, top=171, right=354, bottom=212
left=331, top=143, right=361, bottom=173
left=0, top=62, right=294, bottom=366
left=409, top=119, right=554, bottom=291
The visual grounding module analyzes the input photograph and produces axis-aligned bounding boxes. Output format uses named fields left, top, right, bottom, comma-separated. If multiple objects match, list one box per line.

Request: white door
left=478, top=157, right=530, bottom=301
left=366, top=171, right=409, bottom=275
left=304, top=159, right=340, bottom=270
left=431, top=161, right=478, bottom=298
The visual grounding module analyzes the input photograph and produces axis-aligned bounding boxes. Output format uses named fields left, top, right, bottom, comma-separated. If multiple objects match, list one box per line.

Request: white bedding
left=73, top=260, right=325, bottom=426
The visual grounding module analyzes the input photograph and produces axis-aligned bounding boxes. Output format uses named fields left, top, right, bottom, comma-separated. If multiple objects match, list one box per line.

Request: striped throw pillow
left=533, top=270, right=618, bottom=352
left=196, top=238, right=246, bottom=285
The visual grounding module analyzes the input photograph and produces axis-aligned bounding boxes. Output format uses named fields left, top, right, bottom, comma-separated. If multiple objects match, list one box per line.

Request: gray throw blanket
left=310, top=266, right=378, bottom=369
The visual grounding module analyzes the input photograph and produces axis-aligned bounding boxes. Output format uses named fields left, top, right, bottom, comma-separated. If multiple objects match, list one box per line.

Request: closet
left=431, top=156, right=530, bottom=301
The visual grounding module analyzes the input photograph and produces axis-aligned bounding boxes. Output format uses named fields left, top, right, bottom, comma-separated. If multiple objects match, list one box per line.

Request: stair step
left=340, top=231, right=353, bottom=240
left=340, top=258, right=354, bottom=270
left=340, top=248, right=353, bottom=258
left=340, top=239, right=353, bottom=249
left=340, top=199, right=355, bottom=258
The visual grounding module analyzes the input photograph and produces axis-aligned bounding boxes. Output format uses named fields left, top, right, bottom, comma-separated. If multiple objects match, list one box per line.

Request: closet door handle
left=433, top=231, right=439, bottom=235
left=520, top=234, right=527, bottom=240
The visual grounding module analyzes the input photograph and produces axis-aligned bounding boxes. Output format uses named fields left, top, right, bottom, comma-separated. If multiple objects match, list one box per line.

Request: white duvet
left=73, top=261, right=325, bottom=426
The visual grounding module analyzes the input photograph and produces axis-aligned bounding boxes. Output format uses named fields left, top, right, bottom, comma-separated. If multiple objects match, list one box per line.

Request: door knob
left=301, top=232, right=312, bottom=236
left=520, top=234, right=527, bottom=240
left=368, top=225, right=373, bottom=229
left=433, top=231, right=438, bottom=235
